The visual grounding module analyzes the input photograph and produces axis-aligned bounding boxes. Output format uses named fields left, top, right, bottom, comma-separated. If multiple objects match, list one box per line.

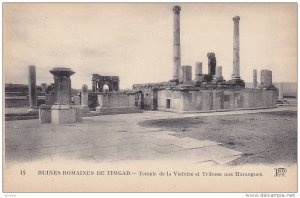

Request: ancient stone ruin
left=34, top=5, right=278, bottom=123
left=132, top=5, right=276, bottom=112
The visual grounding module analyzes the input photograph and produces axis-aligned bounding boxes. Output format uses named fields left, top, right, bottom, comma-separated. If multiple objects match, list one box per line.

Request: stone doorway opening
left=103, top=84, right=110, bottom=92
left=166, top=99, right=171, bottom=109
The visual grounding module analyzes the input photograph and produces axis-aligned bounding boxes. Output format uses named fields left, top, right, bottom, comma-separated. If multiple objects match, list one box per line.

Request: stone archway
left=102, top=83, right=110, bottom=92
left=92, top=74, right=119, bottom=93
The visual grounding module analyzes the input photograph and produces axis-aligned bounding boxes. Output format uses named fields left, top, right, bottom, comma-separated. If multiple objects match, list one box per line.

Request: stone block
left=80, top=105, right=90, bottom=113
left=39, top=104, right=52, bottom=124
left=73, top=96, right=81, bottom=105
left=74, top=106, right=82, bottom=122
left=51, top=108, right=76, bottom=124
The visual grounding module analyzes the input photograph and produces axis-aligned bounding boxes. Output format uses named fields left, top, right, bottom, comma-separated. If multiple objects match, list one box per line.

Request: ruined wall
left=157, top=88, right=276, bottom=112
left=142, top=89, right=158, bottom=110
left=96, top=92, right=139, bottom=114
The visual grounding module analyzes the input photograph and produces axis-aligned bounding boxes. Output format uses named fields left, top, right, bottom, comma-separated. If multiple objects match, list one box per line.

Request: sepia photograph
left=3, top=2, right=297, bottom=193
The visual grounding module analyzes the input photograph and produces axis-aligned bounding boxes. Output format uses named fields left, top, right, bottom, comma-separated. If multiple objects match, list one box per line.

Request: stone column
left=278, top=82, right=284, bottom=101
left=81, top=84, right=90, bottom=113
left=195, top=62, right=203, bottom=81
left=214, top=66, right=223, bottom=81
left=260, top=70, right=272, bottom=88
left=232, top=16, right=240, bottom=79
left=92, top=74, right=98, bottom=92
left=172, top=5, right=181, bottom=81
left=181, top=65, right=192, bottom=83
left=28, top=65, right=38, bottom=111
left=253, top=69, right=257, bottom=88
left=50, top=67, right=76, bottom=124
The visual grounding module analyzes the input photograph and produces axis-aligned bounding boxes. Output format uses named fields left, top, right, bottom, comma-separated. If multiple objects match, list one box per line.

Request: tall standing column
left=28, top=65, right=37, bottom=111
left=172, top=5, right=181, bottom=81
left=232, top=16, right=240, bottom=79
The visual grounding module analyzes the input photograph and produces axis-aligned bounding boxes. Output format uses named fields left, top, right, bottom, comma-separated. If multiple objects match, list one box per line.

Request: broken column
left=195, top=62, right=203, bottom=81
left=172, top=5, right=181, bottom=81
left=50, top=67, right=76, bottom=124
left=232, top=16, right=240, bottom=79
left=181, top=65, right=192, bottom=83
left=278, top=82, right=284, bottom=102
left=81, top=84, right=90, bottom=113
left=214, top=66, right=223, bottom=81
left=260, top=70, right=273, bottom=88
left=28, top=65, right=38, bottom=111
left=253, top=69, right=257, bottom=88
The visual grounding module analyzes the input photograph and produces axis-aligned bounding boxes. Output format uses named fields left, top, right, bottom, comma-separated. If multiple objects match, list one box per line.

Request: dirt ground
left=139, top=111, right=297, bottom=165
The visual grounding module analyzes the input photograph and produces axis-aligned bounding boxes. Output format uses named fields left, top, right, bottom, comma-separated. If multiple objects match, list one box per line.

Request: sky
left=3, top=3, right=297, bottom=89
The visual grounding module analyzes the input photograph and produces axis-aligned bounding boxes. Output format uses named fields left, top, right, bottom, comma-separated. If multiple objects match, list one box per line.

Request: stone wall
left=142, top=89, right=158, bottom=110
left=96, top=92, right=140, bottom=114
left=157, top=88, right=276, bottom=112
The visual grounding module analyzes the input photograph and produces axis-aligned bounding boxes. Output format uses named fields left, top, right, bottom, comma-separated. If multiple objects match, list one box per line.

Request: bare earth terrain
left=139, top=110, right=297, bottom=165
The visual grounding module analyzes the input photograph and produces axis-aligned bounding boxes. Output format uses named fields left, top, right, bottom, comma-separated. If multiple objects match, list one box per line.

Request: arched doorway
left=103, top=84, right=110, bottom=92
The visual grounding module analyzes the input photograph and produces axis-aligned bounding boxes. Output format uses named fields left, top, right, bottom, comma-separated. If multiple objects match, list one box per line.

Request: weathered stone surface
left=96, top=92, right=140, bottom=114
left=39, top=104, right=51, bottom=124
left=261, top=70, right=272, bottom=88
left=212, top=90, right=224, bottom=110
left=45, top=92, right=55, bottom=105
left=51, top=108, right=76, bottom=124
left=181, top=65, right=192, bottom=83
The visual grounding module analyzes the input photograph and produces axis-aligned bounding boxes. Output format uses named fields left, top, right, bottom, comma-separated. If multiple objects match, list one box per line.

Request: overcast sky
left=4, top=3, right=297, bottom=89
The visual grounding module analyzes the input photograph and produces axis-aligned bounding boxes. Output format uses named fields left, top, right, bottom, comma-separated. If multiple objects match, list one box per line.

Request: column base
left=80, top=105, right=90, bottom=113
left=51, top=104, right=76, bottom=124
left=39, top=104, right=52, bottom=124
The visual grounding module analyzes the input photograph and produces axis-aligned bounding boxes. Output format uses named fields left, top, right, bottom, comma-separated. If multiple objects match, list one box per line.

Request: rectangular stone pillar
left=214, top=66, right=223, bottom=81
left=28, top=65, right=37, bottom=111
left=181, top=65, right=192, bottom=83
left=81, top=84, right=90, bottom=113
left=195, top=62, right=203, bottom=81
left=260, top=70, right=272, bottom=88
left=253, top=69, right=257, bottom=88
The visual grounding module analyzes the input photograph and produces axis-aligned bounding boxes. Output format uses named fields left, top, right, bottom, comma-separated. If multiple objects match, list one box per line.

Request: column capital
left=233, top=16, right=240, bottom=23
left=173, top=5, right=181, bottom=14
